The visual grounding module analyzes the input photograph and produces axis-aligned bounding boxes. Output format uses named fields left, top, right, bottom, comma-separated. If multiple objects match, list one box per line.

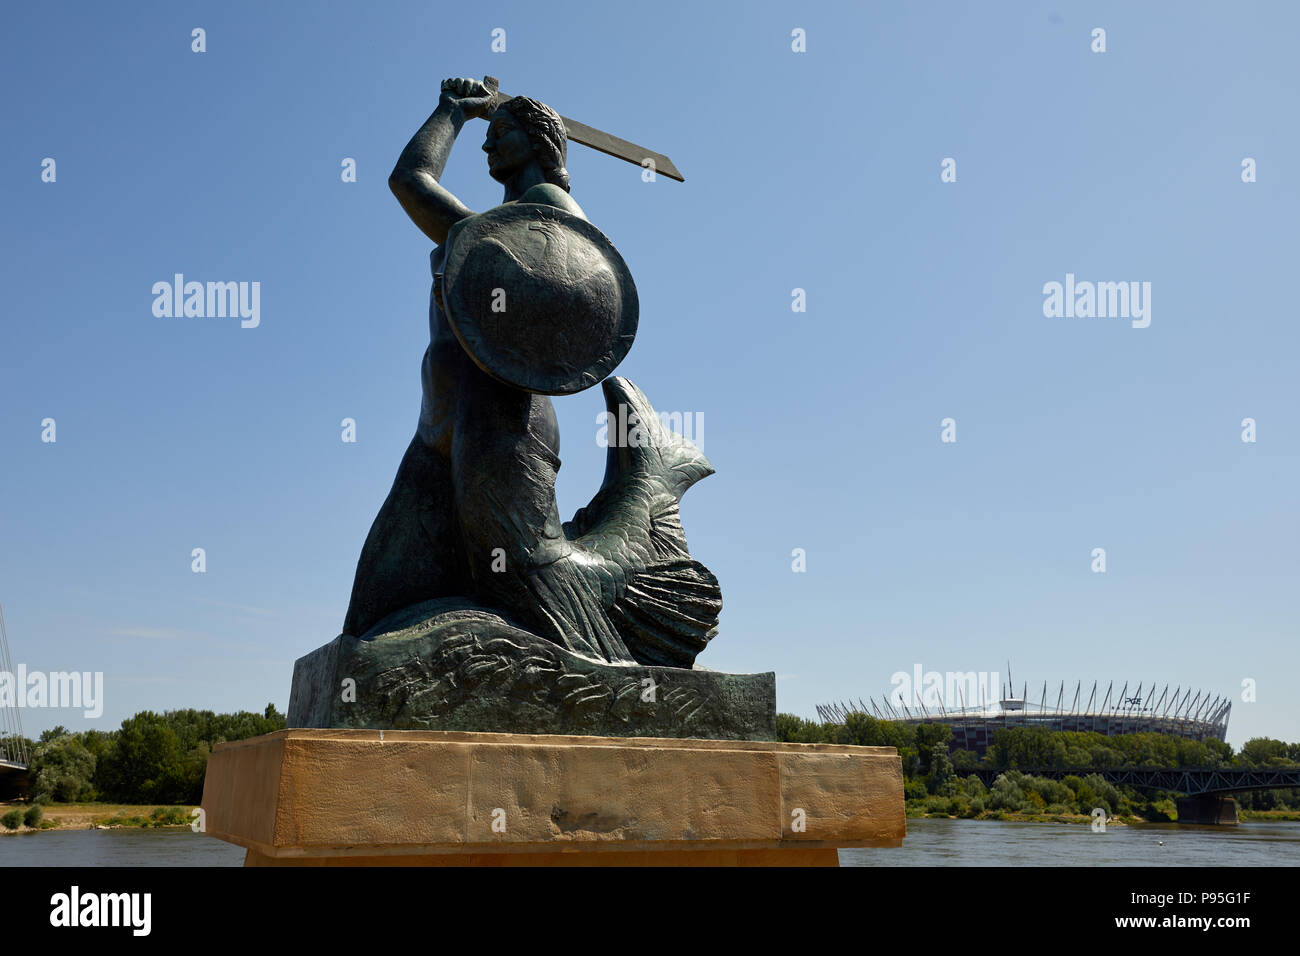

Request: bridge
left=0, top=602, right=30, bottom=799
left=967, top=765, right=1300, bottom=824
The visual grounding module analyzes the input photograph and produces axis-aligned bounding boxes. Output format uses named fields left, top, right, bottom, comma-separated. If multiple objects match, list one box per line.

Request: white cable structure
left=0, top=602, right=30, bottom=767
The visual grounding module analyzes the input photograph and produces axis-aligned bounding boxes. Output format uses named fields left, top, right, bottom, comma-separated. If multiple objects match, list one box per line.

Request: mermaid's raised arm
left=388, top=78, right=492, bottom=244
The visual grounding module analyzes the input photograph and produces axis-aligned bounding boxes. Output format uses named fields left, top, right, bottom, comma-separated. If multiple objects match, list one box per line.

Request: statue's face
left=483, top=108, right=534, bottom=183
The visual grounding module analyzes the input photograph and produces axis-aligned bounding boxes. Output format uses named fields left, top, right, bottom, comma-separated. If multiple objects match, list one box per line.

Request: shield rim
left=442, top=202, right=639, bottom=396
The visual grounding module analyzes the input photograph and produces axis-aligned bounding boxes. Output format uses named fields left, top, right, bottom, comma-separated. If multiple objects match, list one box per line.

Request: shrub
left=23, top=805, right=42, bottom=828
left=150, top=807, right=189, bottom=827
left=1082, top=773, right=1121, bottom=814
left=903, top=779, right=929, bottom=801
left=29, top=734, right=97, bottom=803
left=989, top=773, right=1026, bottom=811
left=1023, top=776, right=1074, bottom=806
left=923, top=796, right=953, bottom=815
left=1147, top=798, right=1177, bottom=822
left=1, top=809, right=23, bottom=830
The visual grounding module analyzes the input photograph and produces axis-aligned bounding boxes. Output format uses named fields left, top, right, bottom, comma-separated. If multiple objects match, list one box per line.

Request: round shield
left=441, top=202, right=638, bottom=395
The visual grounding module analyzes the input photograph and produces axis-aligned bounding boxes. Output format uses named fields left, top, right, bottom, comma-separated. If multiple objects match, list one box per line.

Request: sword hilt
left=482, top=75, right=504, bottom=113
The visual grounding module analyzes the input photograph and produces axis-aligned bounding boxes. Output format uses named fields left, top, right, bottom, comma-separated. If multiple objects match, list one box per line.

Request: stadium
left=817, top=673, right=1232, bottom=757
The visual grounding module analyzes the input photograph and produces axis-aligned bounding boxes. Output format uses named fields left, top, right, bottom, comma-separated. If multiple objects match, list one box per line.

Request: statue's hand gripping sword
left=478, top=75, right=684, bottom=183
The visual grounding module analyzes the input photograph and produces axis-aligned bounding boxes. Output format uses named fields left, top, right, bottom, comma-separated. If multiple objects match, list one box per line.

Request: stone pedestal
left=201, top=729, right=905, bottom=866
left=287, top=612, right=777, bottom=741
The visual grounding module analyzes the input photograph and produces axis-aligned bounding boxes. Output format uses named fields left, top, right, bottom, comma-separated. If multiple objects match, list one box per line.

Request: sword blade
left=557, top=114, right=685, bottom=182
left=485, top=77, right=684, bottom=182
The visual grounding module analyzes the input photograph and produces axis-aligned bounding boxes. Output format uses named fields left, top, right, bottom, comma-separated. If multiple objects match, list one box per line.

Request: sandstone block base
left=201, top=729, right=904, bottom=866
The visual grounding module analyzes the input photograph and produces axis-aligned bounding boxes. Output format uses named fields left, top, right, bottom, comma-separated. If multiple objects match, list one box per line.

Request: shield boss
left=442, top=203, right=638, bottom=395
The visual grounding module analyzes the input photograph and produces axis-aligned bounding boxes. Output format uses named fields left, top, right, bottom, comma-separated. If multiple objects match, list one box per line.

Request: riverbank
left=907, top=805, right=1136, bottom=826
left=1239, top=809, right=1300, bottom=821
left=0, top=802, right=196, bottom=834
left=908, top=805, right=1300, bottom=825
left=7, top=801, right=1295, bottom=836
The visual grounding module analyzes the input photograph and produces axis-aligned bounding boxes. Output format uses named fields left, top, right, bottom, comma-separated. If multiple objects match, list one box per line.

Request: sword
left=480, top=76, right=684, bottom=183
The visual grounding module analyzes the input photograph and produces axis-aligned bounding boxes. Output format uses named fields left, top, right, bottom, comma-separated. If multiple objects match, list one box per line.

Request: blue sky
left=1, top=1, right=1296, bottom=747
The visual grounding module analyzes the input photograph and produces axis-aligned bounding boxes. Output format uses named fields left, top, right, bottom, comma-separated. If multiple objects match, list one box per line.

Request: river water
left=1, top=827, right=247, bottom=866
left=2, top=818, right=1297, bottom=866
left=842, top=817, right=1300, bottom=866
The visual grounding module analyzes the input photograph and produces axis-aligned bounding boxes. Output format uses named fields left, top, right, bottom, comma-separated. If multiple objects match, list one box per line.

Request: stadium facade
left=817, top=678, right=1231, bottom=757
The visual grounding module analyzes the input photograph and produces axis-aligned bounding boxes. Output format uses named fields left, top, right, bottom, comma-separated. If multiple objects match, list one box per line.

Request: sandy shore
left=0, top=801, right=197, bottom=833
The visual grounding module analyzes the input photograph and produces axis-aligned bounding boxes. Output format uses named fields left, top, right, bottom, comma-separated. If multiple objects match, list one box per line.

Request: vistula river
left=841, top=817, right=1300, bottom=866
left=2, top=818, right=1298, bottom=865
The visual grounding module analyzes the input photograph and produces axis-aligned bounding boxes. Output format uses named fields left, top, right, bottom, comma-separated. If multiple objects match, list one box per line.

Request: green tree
left=987, top=728, right=1067, bottom=769
left=1063, top=746, right=1092, bottom=769
left=775, top=713, right=832, bottom=744
left=914, top=723, right=954, bottom=775
left=95, top=706, right=287, bottom=803
left=951, top=748, right=980, bottom=771
left=843, top=712, right=914, bottom=750
left=928, top=742, right=957, bottom=796
left=1022, top=774, right=1072, bottom=807
left=97, top=712, right=186, bottom=803
left=834, top=713, right=919, bottom=774
left=29, top=733, right=97, bottom=803
left=903, top=778, right=929, bottom=801
left=988, top=772, right=1026, bottom=811
left=1239, top=738, right=1294, bottom=767
left=1081, top=773, right=1120, bottom=815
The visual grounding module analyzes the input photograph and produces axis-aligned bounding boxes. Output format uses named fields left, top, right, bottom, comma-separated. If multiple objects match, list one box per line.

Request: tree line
left=11, top=705, right=285, bottom=805
left=777, top=713, right=1300, bottom=817
left=12, top=707, right=1297, bottom=814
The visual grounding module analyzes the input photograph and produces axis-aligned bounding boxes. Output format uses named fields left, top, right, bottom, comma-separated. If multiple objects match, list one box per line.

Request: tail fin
left=564, top=377, right=721, bottom=668
left=567, top=377, right=713, bottom=544
left=597, top=377, right=713, bottom=501
left=610, top=557, right=721, bottom=667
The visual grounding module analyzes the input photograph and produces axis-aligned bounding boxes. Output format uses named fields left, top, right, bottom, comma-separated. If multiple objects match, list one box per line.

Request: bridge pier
left=1175, top=794, right=1237, bottom=825
left=0, top=765, right=30, bottom=801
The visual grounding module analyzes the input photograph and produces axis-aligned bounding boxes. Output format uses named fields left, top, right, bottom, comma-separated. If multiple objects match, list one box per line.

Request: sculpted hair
left=500, top=96, right=570, bottom=192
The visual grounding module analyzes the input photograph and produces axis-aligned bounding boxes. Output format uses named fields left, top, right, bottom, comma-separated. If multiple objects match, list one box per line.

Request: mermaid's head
left=482, top=96, right=570, bottom=192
